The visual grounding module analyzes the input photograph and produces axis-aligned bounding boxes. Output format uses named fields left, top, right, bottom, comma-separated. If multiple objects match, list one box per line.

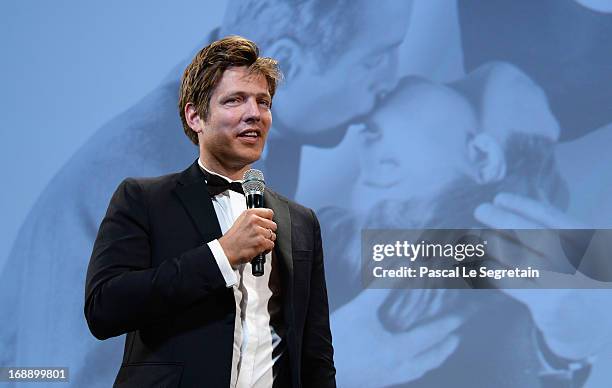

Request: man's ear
left=266, top=38, right=304, bottom=81
left=467, top=132, right=506, bottom=184
left=184, top=103, right=204, bottom=134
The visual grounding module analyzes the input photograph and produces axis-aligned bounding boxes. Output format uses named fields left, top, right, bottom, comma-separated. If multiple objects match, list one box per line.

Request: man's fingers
left=481, top=229, right=577, bottom=274
left=474, top=202, right=540, bottom=229
left=247, top=211, right=276, bottom=231
left=493, top=192, right=585, bottom=229
left=250, top=208, right=274, bottom=220
left=249, top=235, right=274, bottom=262
left=379, top=289, right=435, bottom=332
left=256, top=218, right=277, bottom=232
left=386, top=321, right=461, bottom=383
left=257, top=225, right=277, bottom=241
left=480, top=229, right=537, bottom=269
left=476, top=193, right=587, bottom=230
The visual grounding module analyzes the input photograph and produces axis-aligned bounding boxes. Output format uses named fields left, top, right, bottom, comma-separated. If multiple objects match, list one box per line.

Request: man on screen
left=84, top=36, right=335, bottom=388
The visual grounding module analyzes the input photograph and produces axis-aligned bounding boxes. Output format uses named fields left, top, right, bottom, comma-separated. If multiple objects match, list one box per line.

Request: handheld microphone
left=242, top=169, right=266, bottom=277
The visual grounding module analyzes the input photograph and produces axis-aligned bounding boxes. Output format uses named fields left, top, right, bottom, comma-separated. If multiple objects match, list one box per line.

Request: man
left=84, top=36, right=335, bottom=387
left=0, top=1, right=411, bottom=385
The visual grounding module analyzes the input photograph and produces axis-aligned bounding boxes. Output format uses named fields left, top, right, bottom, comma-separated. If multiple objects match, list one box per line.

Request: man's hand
left=474, top=192, right=612, bottom=359
left=473, top=192, right=596, bottom=286
left=333, top=288, right=463, bottom=386
left=218, top=208, right=277, bottom=268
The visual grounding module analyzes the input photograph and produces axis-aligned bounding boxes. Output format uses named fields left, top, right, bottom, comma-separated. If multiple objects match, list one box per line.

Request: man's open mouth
left=238, top=129, right=260, bottom=138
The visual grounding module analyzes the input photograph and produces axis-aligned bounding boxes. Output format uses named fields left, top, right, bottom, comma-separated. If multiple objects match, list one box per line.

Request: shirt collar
left=197, top=158, right=242, bottom=184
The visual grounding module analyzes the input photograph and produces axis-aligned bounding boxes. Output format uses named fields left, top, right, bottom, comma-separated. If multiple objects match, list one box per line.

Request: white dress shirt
left=199, top=159, right=285, bottom=388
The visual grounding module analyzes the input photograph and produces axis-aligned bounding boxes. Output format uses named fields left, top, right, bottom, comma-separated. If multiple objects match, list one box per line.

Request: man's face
left=273, top=0, right=413, bottom=138
left=198, top=66, right=272, bottom=173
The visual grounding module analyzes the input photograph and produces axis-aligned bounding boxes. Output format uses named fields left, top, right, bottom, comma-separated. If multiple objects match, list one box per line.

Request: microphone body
left=246, top=191, right=265, bottom=276
left=242, top=169, right=266, bottom=277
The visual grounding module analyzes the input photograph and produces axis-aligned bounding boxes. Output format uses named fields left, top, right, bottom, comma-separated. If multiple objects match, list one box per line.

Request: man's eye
left=259, top=100, right=271, bottom=108
left=224, top=97, right=240, bottom=104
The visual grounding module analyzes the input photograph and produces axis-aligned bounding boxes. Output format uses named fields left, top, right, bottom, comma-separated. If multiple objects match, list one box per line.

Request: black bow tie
left=201, top=168, right=244, bottom=196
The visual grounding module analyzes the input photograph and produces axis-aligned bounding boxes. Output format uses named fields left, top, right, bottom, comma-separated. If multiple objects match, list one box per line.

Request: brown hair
left=178, top=35, right=282, bottom=145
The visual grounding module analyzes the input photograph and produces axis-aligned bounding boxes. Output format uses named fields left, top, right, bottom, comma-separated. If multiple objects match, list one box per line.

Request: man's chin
left=237, top=154, right=263, bottom=168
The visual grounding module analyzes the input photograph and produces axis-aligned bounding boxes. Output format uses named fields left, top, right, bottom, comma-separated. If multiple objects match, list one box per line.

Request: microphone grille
left=242, top=169, right=265, bottom=193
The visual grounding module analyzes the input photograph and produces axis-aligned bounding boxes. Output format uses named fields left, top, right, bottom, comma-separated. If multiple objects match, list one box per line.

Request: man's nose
left=243, top=98, right=261, bottom=122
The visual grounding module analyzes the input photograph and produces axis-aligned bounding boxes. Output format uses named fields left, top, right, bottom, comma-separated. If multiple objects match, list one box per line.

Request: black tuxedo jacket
left=84, top=160, right=336, bottom=387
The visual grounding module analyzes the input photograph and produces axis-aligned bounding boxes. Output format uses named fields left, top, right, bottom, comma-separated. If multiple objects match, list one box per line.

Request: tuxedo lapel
left=265, top=190, right=293, bottom=280
left=174, top=161, right=223, bottom=242
left=265, top=189, right=296, bottom=335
